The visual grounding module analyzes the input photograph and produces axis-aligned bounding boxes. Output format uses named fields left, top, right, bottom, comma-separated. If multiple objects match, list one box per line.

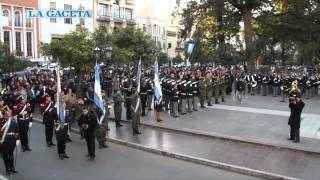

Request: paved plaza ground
left=29, top=94, right=320, bottom=179
left=1, top=123, right=259, bottom=180
left=109, top=94, right=320, bottom=153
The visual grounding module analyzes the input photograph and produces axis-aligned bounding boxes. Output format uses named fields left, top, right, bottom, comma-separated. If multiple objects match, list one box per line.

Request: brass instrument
left=288, top=80, right=301, bottom=100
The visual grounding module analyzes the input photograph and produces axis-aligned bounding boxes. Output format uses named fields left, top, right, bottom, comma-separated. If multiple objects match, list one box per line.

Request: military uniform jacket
left=130, top=93, right=141, bottom=114
left=288, top=100, right=305, bottom=129
left=113, top=94, right=123, bottom=113
left=13, top=103, right=32, bottom=122
left=40, top=102, right=57, bottom=125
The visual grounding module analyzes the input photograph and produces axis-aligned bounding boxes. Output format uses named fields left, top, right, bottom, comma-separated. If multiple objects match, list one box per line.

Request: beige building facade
left=93, top=0, right=136, bottom=32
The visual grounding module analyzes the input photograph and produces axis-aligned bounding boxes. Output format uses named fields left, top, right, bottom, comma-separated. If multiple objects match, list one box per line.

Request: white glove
left=29, top=122, right=33, bottom=128
left=16, top=140, right=20, bottom=146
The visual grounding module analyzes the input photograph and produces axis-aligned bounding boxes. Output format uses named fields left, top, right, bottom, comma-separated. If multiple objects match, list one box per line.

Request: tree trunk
left=281, top=40, right=286, bottom=67
left=216, top=0, right=225, bottom=63
left=242, top=7, right=255, bottom=71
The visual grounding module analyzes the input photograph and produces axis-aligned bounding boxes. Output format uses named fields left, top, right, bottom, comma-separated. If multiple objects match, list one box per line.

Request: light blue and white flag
left=153, top=59, right=162, bottom=104
left=56, top=65, right=65, bottom=123
left=137, top=58, right=142, bottom=93
left=187, top=43, right=195, bottom=55
left=94, top=64, right=105, bottom=125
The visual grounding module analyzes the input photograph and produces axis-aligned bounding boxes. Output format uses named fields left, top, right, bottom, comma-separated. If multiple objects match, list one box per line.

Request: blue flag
left=56, top=65, right=65, bottom=123
left=94, top=64, right=105, bottom=124
left=153, top=59, right=162, bottom=104
left=137, top=58, right=142, bottom=93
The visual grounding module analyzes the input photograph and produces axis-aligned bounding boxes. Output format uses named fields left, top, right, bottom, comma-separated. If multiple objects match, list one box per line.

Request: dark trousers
left=18, top=122, right=29, bottom=149
left=141, top=95, right=147, bottom=114
left=45, top=123, right=54, bottom=143
left=56, top=127, right=67, bottom=155
left=114, top=110, right=122, bottom=125
left=290, top=126, right=300, bottom=142
left=126, top=100, right=132, bottom=120
left=85, top=134, right=95, bottom=158
left=2, top=138, right=16, bottom=171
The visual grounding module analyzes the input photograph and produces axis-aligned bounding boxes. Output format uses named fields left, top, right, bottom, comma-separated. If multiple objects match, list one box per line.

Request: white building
left=38, top=0, right=94, bottom=44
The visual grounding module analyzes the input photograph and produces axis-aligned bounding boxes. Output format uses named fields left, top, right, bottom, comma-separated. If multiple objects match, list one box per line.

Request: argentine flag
left=94, top=64, right=105, bottom=124
left=137, top=58, right=142, bottom=93
left=56, top=65, right=65, bottom=123
left=153, top=59, right=162, bottom=104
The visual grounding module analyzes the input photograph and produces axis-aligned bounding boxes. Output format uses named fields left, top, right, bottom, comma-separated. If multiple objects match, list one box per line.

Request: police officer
left=13, top=95, right=32, bottom=152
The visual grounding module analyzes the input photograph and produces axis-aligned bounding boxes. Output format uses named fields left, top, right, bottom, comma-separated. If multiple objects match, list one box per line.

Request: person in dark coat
left=1, top=108, right=19, bottom=175
left=288, top=94, right=305, bottom=143
left=78, top=107, right=98, bottom=161
left=40, top=95, right=56, bottom=147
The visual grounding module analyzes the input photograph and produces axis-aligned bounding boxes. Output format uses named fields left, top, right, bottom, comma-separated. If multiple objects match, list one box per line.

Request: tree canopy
left=178, top=0, right=320, bottom=70
left=42, top=27, right=159, bottom=72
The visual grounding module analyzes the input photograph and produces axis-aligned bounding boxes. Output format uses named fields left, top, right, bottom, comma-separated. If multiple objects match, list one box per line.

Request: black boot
left=63, top=154, right=69, bottom=158
left=6, top=169, right=11, bottom=176
left=215, top=100, right=219, bottom=104
left=25, top=146, right=32, bottom=151
left=59, top=154, right=64, bottom=160
left=10, top=167, right=18, bottom=173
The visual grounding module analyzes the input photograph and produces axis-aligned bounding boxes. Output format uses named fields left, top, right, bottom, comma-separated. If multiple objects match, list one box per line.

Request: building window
left=50, top=2, right=57, bottom=23
left=14, top=11, right=21, bottom=27
left=143, top=24, right=146, bottom=32
left=64, top=4, right=72, bottom=24
left=113, top=4, right=120, bottom=19
left=15, top=32, right=22, bottom=55
left=113, top=0, right=119, bottom=5
left=26, top=8, right=32, bottom=27
left=125, top=8, right=133, bottom=20
left=4, top=31, right=10, bottom=47
left=2, top=10, right=10, bottom=26
left=26, top=32, right=32, bottom=56
left=99, top=4, right=110, bottom=17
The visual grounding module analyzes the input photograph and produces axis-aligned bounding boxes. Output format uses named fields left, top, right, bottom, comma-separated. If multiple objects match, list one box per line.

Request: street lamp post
left=93, top=47, right=101, bottom=63
left=105, top=46, right=112, bottom=67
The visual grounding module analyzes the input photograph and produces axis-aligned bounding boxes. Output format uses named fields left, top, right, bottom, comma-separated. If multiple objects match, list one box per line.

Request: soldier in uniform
left=95, top=91, right=110, bottom=149
left=123, top=75, right=132, bottom=120
left=198, top=76, right=207, bottom=108
left=280, top=75, right=290, bottom=102
left=171, top=83, right=179, bottom=118
left=187, top=78, right=193, bottom=113
left=191, top=76, right=199, bottom=111
left=54, top=109, right=69, bottom=160
left=113, top=90, right=124, bottom=127
left=179, top=76, right=187, bottom=115
left=131, top=87, right=142, bottom=135
left=78, top=106, right=98, bottom=161
left=305, top=76, right=312, bottom=99
left=13, top=95, right=32, bottom=152
left=140, top=80, right=148, bottom=116
left=146, top=78, right=153, bottom=111
left=214, top=74, right=221, bottom=104
left=288, top=92, right=305, bottom=143
left=40, top=95, right=56, bottom=147
left=0, top=107, right=19, bottom=175
left=205, top=73, right=213, bottom=106
left=262, top=74, right=270, bottom=96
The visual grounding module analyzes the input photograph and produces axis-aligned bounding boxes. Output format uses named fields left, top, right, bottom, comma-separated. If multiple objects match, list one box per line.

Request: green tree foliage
left=42, top=27, right=158, bottom=70
left=180, top=0, right=320, bottom=68
left=0, top=43, right=33, bottom=74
